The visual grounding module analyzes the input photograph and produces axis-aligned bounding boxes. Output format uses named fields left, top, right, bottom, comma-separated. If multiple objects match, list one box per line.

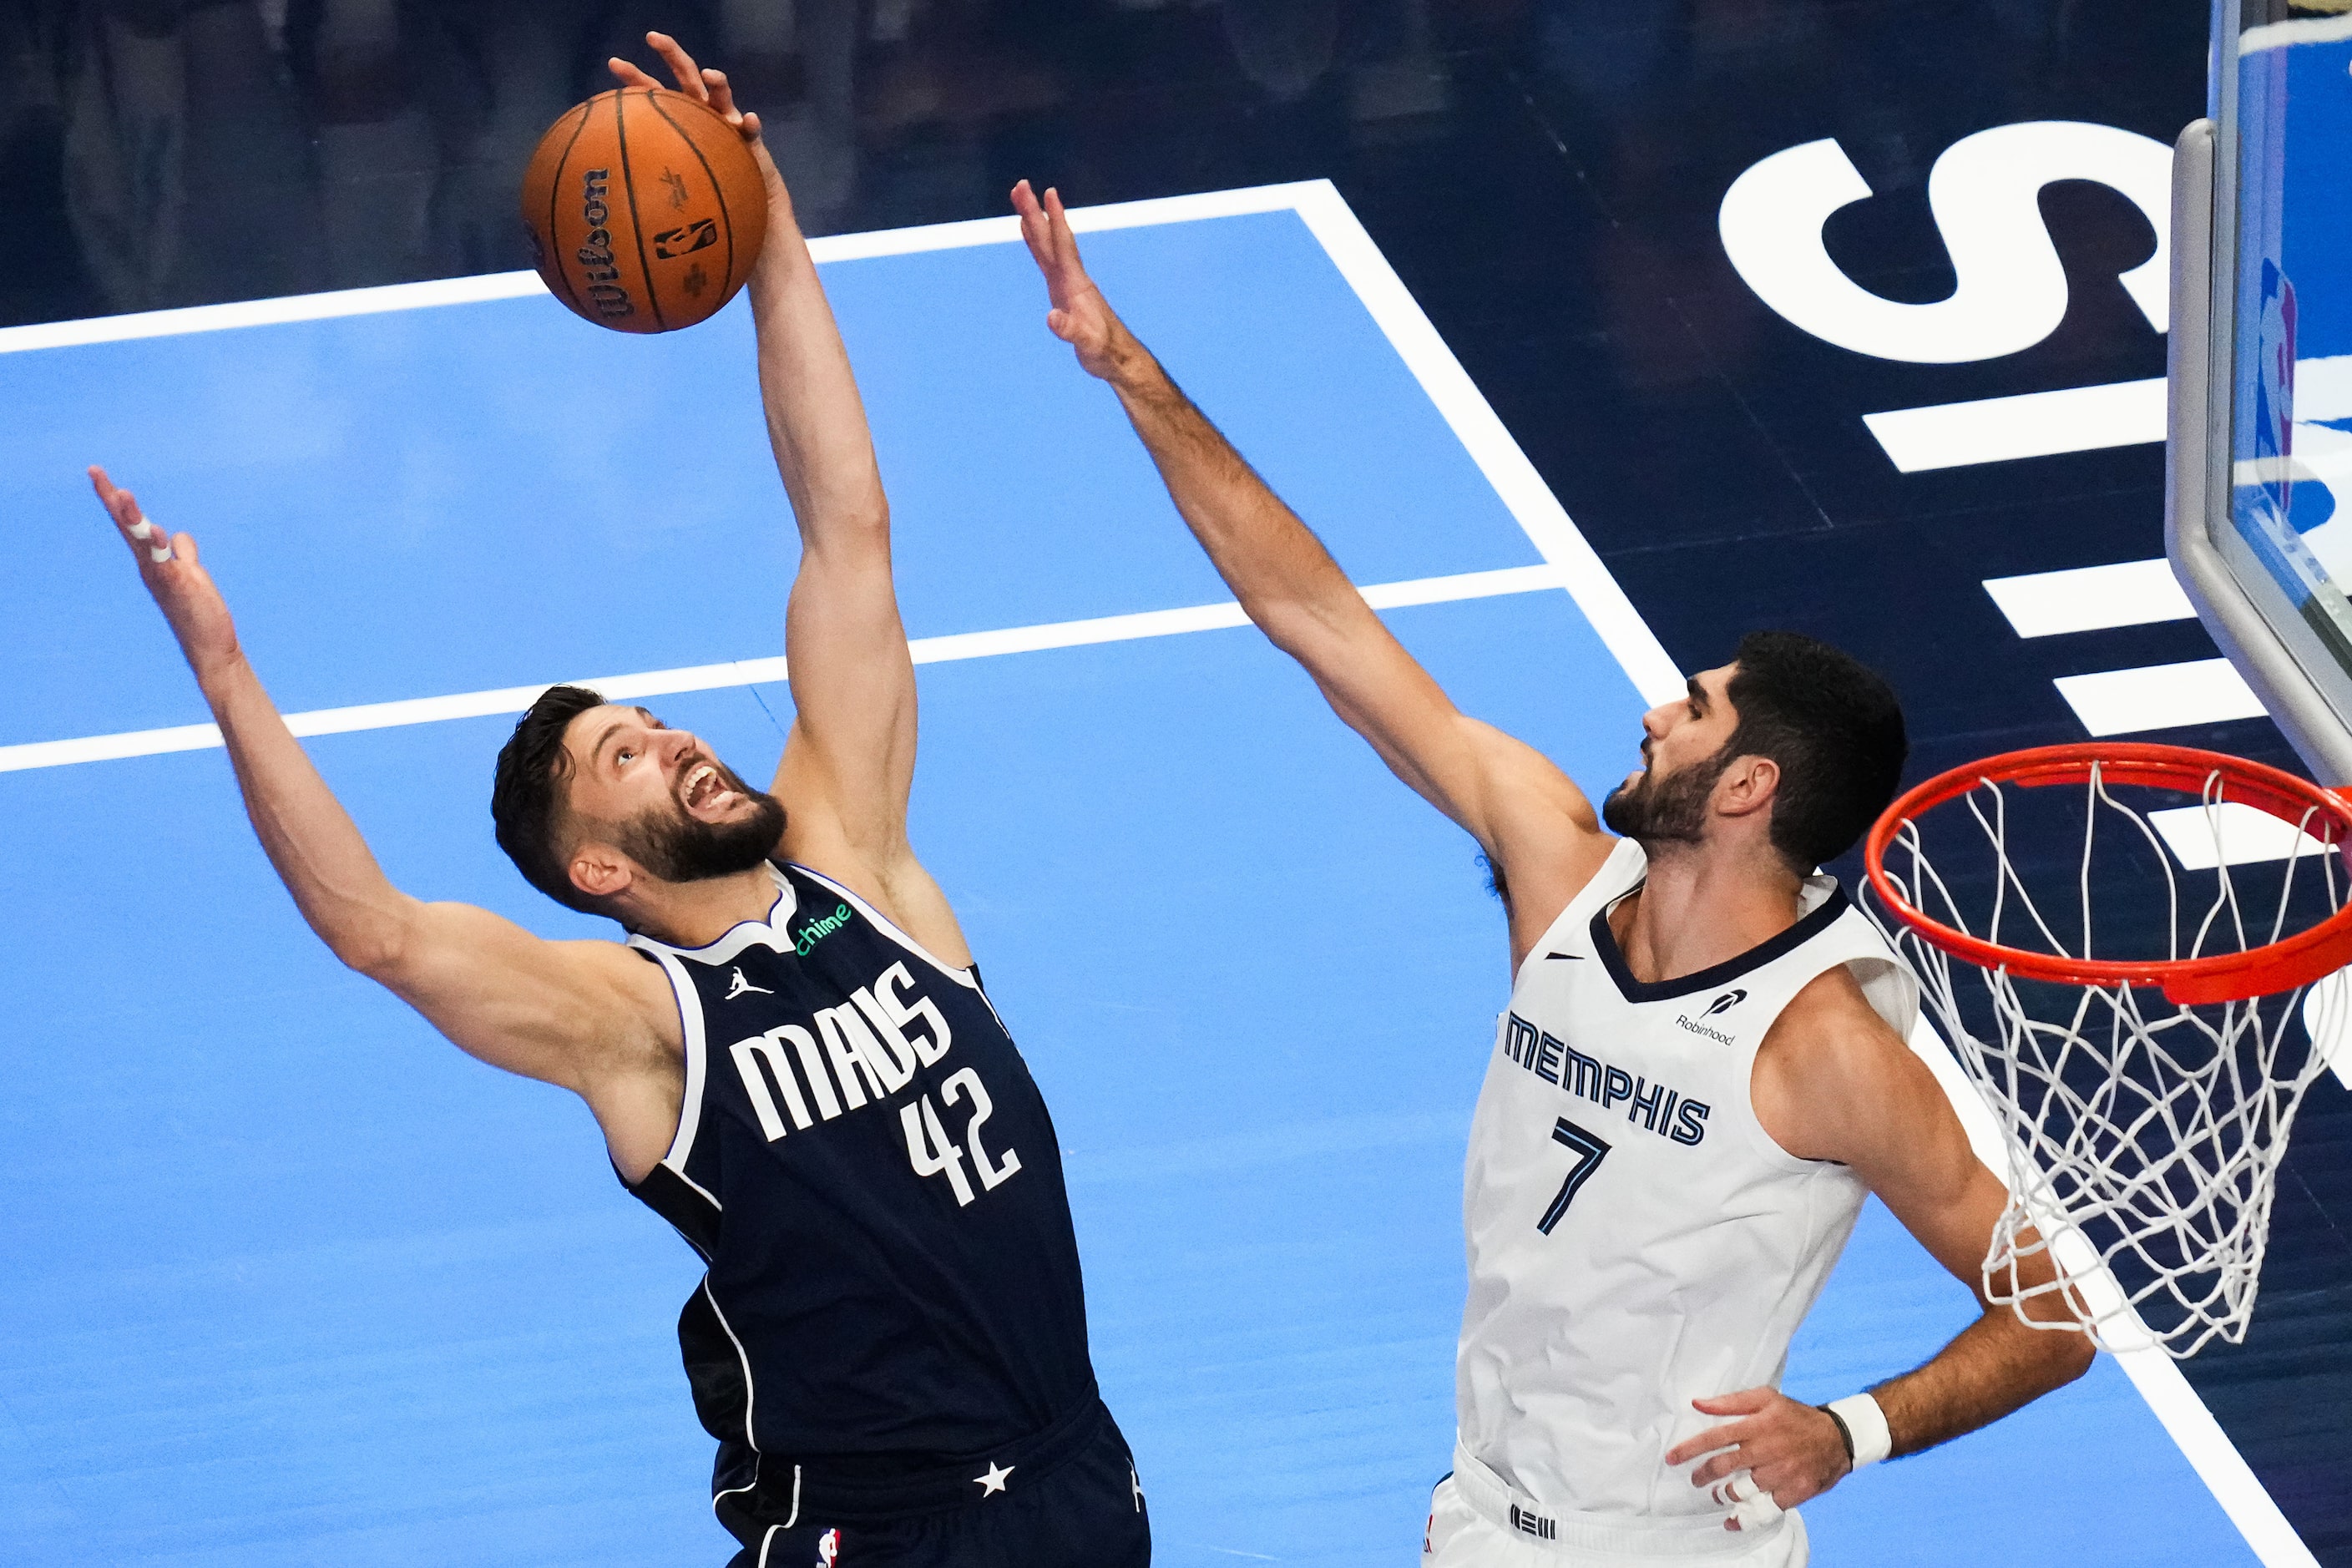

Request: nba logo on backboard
left=2254, top=258, right=2299, bottom=525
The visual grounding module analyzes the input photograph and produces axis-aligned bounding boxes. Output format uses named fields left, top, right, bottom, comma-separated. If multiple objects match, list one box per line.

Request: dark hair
left=491, top=684, right=609, bottom=914
left=1722, top=631, right=1907, bottom=871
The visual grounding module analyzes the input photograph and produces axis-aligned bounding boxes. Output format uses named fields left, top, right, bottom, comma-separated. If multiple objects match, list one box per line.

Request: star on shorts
left=974, top=1460, right=1014, bottom=1496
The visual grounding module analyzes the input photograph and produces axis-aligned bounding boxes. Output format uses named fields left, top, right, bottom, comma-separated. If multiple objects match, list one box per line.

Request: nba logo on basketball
left=817, top=1527, right=840, bottom=1565
left=519, top=87, right=768, bottom=334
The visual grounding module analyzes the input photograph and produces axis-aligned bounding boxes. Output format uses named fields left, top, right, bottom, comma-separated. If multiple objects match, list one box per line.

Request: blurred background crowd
left=0, top=0, right=1486, bottom=325
left=0, top=0, right=2157, bottom=332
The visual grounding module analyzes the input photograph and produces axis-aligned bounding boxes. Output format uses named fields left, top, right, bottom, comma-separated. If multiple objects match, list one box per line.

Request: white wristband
left=1826, top=1393, right=1892, bottom=1469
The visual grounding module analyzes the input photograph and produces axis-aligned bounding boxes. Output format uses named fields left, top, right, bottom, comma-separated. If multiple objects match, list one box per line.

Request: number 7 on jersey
left=1539, top=1118, right=1611, bottom=1235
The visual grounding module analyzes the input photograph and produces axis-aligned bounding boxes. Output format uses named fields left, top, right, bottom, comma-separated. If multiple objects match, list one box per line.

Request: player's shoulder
left=1762, top=961, right=1910, bottom=1071
left=1752, top=962, right=1932, bottom=1161
left=562, top=930, right=687, bottom=1010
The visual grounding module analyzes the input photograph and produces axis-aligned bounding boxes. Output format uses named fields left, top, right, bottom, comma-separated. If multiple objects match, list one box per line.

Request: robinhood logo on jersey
left=794, top=903, right=853, bottom=956
left=1674, top=989, right=1746, bottom=1045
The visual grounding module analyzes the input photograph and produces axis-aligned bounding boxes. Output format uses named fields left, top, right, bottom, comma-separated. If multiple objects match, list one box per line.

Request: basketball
left=519, top=88, right=769, bottom=334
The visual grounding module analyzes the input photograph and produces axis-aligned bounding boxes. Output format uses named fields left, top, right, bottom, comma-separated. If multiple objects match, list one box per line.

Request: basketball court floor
left=0, top=184, right=2317, bottom=1565
left=7, top=3, right=2352, bottom=1565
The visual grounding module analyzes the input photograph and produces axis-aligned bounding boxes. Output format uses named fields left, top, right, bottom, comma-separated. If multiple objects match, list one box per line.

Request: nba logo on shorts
left=817, top=1527, right=840, bottom=1565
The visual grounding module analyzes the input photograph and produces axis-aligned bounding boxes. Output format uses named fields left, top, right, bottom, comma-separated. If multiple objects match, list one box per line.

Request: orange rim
left=1864, top=743, right=2352, bottom=1004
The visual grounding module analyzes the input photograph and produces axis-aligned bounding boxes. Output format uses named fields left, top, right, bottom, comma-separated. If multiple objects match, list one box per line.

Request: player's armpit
left=363, top=898, right=682, bottom=1096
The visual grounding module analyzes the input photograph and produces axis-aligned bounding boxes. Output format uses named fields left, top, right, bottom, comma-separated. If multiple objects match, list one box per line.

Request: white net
left=1869, top=760, right=2344, bottom=1357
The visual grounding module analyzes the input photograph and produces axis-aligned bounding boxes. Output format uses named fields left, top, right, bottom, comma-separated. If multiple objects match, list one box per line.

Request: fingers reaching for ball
left=608, top=32, right=761, bottom=143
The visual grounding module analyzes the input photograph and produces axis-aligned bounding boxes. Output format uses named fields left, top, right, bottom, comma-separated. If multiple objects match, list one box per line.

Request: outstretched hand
left=1663, top=1385, right=1852, bottom=1531
left=89, top=465, right=240, bottom=678
left=608, top=31, right=781, bottom=190
left=1011, top=180, right=1135, bottom=383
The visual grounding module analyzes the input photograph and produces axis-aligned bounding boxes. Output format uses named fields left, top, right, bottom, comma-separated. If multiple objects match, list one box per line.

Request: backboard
left=2168, top=2, right=2352, bottom=781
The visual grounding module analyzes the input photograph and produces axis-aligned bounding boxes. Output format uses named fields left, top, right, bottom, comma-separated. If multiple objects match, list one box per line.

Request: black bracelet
left=1817, top=1403, right=1855, bottom=1463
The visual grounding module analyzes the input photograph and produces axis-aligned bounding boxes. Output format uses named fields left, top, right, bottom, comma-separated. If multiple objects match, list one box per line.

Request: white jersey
left=1456, top=837, right=1916, bottom=1544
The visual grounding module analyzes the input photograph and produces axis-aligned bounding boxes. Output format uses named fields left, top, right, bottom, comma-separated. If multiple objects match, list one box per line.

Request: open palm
left=1012, top=180, right=1127, bottom=382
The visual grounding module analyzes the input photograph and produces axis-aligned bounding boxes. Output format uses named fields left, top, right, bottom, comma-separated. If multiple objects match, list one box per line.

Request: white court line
left=2146, top=802, right=2335, bottom=871
left=1864, top=378, right=2167, bottom=472
left=1863, top=356, right=2352, bottom=474
left=1282, top=184, right=1685, bottom=708
left=8, top=180, right=2306, bottom=1565
left=1865, top=355, right=2352, bottom=475
left=0, top=185, right=1335, bottom=357
left=2055, top=658, right=2269, bottom=736
left=2242, top=12, right=2352, bottom=52
left=1982, top=558, right=2195, bottom=637
left=2299, top=355, right=2352, bottom=423
left=0, top=565, right=1564, bottom=773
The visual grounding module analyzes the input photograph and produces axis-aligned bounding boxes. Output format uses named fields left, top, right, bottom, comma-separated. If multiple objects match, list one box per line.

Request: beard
left=610, top=759, right=787, bottom=884
left=1602, top=743, right=1733, bottom=849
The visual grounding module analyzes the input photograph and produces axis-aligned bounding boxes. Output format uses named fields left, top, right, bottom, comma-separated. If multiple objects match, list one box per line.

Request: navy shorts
left=719, top=1398, right=1150, bottom=1568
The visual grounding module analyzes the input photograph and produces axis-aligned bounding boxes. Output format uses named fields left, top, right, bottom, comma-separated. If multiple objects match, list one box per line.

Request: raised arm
left=1012, top=181, right=1614, bottom=945
left=86, top=468, right=681, bottom=1171
left=1666, top=973, right=2095, bottom=1525
left=614, top=36, right=963, bottom=962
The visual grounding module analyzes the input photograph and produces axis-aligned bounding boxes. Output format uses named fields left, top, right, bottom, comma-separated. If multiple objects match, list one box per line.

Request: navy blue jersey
left=625, top=862, right=1096, bottom=1476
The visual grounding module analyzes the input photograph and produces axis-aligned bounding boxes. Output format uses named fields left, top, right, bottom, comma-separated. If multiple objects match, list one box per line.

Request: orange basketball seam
left=614, top=89, right=670, bottom=334
left=543, top=104, right=593, bottom=317
left=644, top=92, right=738, bottom=311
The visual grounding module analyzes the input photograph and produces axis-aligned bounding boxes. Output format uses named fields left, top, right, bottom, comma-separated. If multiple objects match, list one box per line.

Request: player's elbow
left=1250, top=589, right=1364, bottom=670
left=330, top=923, right=407, bottom=983
left=323, top=900, right=422, bottom=984
left=2048, top=1327, right=2097, bottom=1387
left=2001, top=1308, right=2097, bottom=1397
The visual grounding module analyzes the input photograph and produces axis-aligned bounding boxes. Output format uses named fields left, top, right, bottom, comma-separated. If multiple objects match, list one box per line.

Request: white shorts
left=1422, top=1447, right=1808, bottom=1568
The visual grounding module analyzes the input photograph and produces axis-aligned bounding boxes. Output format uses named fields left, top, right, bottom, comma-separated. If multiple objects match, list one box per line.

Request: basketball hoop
left=1863, top=742, right=2352, bottom=1357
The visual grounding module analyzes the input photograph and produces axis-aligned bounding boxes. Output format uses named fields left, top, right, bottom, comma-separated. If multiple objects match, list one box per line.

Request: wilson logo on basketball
left=655, top=219, right=719, bottom=258
left=574, top=169, right=635, bottom=320
left=520, top=87, right=768, bottom=332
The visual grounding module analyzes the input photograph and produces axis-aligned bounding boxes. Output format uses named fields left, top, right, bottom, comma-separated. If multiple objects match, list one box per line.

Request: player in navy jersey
left=85, top=33, right=1146, bottom=1568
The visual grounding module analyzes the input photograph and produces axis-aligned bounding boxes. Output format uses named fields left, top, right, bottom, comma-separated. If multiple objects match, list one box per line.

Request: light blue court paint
left=0, top=203, right=2268, bottom=1565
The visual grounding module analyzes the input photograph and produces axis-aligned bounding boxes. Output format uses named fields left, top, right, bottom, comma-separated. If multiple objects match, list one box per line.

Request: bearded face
left=605, top=754, right=787, bottom=884
left=1602, top=741, right=1734, bottom=849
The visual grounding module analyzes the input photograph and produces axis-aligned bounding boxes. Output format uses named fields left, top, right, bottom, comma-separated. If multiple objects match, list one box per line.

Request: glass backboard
left=2169, top=2, right=2352, bottom=781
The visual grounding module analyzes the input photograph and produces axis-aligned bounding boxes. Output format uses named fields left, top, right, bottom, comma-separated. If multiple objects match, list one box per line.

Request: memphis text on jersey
left=1500, top=1012, right=1710, bottom=1146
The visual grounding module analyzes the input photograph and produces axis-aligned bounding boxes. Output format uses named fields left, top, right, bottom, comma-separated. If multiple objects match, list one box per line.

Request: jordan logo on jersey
left=725, top=967, right=773, bottom=999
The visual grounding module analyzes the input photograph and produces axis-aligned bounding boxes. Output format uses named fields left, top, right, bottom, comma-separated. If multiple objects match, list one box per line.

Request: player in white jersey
left=1012, top=182, right=2096, bottom=1563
